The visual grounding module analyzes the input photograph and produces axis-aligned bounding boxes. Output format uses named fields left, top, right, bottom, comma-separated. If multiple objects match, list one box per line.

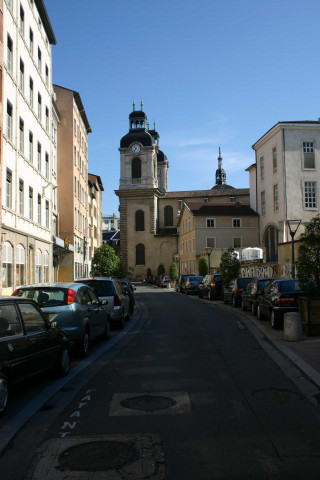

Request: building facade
left=1, top=0, right=56, bottom=294
left=54, top=85, right=91, bottom=281
left=88, top=173, right=103, bottom=269
left=102, top=213, right=120, bottom=231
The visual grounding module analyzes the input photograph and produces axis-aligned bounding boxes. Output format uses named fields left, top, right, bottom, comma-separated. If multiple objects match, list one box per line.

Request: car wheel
left=223, top=295, right=228, bottom=304
left=257, top=305, right=263, bottom=320
left=251, top=303, right=257, bottom=316
left=79, top=329, right=90, bottom=357
left=199, top=291, right=203, bottom=299
left=55, top=347, right=70, bottom=377
left=0, top=373, right=9, bottom=416
left=103, top=319, right=111, bottom=340
left=232, top=296, right=237, bottom=308
left=209, top=290, right=214, bottom=301
left=241, top=300, right=247, bottom=311
left=118, top=311, right=125, bottom=329
left=271, top=311, right=281, bottom=329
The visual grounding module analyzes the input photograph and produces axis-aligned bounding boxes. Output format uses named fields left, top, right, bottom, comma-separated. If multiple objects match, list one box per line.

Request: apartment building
left=251, top=121, right=320, bottom=263
left=88, top=173, right=103, bottom=269
left=1, top=0, right=56, bottom=294
left=102, top=213, right=120, bottom=231
left=54, top=84, right=91, bottom=281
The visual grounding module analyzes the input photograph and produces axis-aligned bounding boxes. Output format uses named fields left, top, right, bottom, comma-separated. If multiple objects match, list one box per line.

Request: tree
left=90, top=244, right=122, bottom=277
left=219, top=248, right=241, bottom=285
left=169, top=262, right=178, bottom=281
left=296, top=215, right=320, bottom=296
left=157, top=263, right=165, bottom=276
left=198, top=257, right=208, bottom=276
left=146, top=267, right=152, bottom=278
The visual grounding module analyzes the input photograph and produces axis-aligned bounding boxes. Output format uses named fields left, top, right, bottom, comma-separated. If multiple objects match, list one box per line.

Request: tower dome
left=120, top=100, right=153, bottom=148
left=211, top=148, right=235, bottom=190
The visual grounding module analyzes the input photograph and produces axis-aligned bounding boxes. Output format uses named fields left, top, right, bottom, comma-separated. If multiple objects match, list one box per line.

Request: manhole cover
left=120, top=394, right=176, bottom=412
left=59, top=441, right=138, bottom=471
left=253, top=388, right=303, bottom=403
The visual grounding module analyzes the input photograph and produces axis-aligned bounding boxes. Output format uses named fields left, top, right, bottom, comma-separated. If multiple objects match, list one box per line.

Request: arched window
left=16, top=244, right=26, bottom=286
left=43, top=250, right=49, bottom=282
left=36, top=248, right=42, bottom=283
left=136, top=244, right=145, bottom=265
left=264, top=225, right=278, bottom=262
left=164, top=205, right=173, bottom=226
left=135, top=210, right=145, bottom=231
left=132, top=158, right=141, bottom=179
left=2, top=241, right=13, bottom=288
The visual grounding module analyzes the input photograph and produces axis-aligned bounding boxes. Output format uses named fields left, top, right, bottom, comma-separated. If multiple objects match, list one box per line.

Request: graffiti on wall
left=241, top=263, right=293, bottom=279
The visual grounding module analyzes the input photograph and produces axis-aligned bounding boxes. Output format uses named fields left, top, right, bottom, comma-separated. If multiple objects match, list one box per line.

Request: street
left=1, top=284, right=320, bottom=479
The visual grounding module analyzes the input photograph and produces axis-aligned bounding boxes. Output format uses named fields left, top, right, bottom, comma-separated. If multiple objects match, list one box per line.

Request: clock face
left=131, top=144, right=141, bottom=154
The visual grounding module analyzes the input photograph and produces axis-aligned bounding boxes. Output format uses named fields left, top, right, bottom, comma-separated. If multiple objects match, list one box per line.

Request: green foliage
left=219, top=248, right=241, bottom=284
left=169, top=262, right=178, bottom=281
left=146, top=267, right=152, bottom=278
left=296, top=215, right=320, bottom=296
left=198, top=257, right=209, bottom=276
left=157, top=264, right=165, bottom=276
left=90, top=244, right=122, bottom=277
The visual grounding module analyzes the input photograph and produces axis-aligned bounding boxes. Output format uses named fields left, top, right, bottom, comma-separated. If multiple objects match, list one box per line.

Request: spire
left=133, top=100, right=136, bottom=111
left=154, top=120, right=156, bottom=130
left=141, top=100, right=144, bottom=111
left=215, top=147, right=226, bottom=185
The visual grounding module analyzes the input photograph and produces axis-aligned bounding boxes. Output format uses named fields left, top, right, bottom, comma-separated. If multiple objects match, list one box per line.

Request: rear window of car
left=237, top=278, right=253, bottom=288
left=79, top=280, right=115, bottom=297
left=279, top=280, right=301, bottom=292
left=188, top=276, right=203, bottom=282
left=15, top=288, right=67, bottom=307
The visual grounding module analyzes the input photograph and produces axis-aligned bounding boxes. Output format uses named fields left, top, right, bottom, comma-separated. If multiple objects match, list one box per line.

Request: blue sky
left=45, top=0, right=320, bottom=215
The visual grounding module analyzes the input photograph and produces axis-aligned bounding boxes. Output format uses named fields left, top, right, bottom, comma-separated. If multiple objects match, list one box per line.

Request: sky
left=45, top=0, right=320, bottom=215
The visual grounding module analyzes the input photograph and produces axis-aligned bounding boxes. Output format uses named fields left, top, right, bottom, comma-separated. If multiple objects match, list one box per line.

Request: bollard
left=283, top=312, right=303, bottom=341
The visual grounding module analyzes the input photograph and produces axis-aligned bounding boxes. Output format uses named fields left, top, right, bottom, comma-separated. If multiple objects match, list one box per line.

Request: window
left=45, top=64, right=49, bottom=86
left=206, top=218, right=215, bottom=228
left=304, top=181, right=317, bottom=209
left=74, top=146, right=77, bottom=165
left=6, top=168, right=12, bottom=209
left=136, top=244, right=145, bottom=265
left=19, top=117, right=24, bottom=153
left=37, top=47, right=42, bottom=72
left=29, top=77, right=33, bottom=106
left=37, top=142, right=41, bottom=170
left=272, top=147, right=277, bottom=174
left=35, top=249, right=42, bottom=283
left=74, top=119, right=76, bottom=136
left=303, top=142, right=315, bottom=169
left=16, top=244, right=25, bottom=286
left=19, top=179, right=24, bottom=215
left=37, top=194, right=41, bottom=224
left=132, top=158, right=141, bottom=179
left=29, top=28, right=33, bottom=55
left=233, top=218, right=241, bottom=228
left=135, top=210, right=145, bottom=231
left=45, top=201, right=49, bottom=228
left=233, top=237, right=242, bottom=248
left=45, top=152, right=49, bottom=179
left=45, top=107, right=49, bottom=131
left=260, top=156, right=264, bottom=181
left=37, top=93, right=41, bottom=120
left=206, top=237, right=216, bottom=248
left=43, top=251, right=49, bottom=282
left=2, top=242, right=13, bottom=288
left=164, top=205, right=174, bottom=226
left=29, top=131, right=33, bottom=162
left=19, top=4, right=24, bottom=36
left=7, top=35, right=13, bottom=73
left=261, top=191, right=266, bottom=216
left=29, top=187, right=33, bottom=220
left=6, top=101, right=12, bottom=139
left=273, top=184, right=279, bottom=212
left=19, top=58, right=24, bottom=92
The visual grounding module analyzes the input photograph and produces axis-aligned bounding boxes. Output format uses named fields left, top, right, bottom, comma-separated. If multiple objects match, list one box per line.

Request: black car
left=0, top=296, right=70, bottom=415
left=175, top=274, right=193, bottom=293
left=223, top=277, right=254, bottom=307
left=198, top=274, right=223, bottom=300
left=241, top=277, right=275, bottom=315
left=181, top=276, right=203, bottom=295
left=257, top=279, right=304, bottom=329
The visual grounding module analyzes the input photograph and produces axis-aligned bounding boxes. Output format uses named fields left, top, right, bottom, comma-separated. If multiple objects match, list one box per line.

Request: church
left=115, top=104, right=259, bottom=280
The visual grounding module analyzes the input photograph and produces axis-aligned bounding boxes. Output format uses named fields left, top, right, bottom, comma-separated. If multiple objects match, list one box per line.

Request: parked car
left=257, top=278, right=304, bottom=329
left=75, top=277, right=130, bottom=329
left=241, top=277, right=275, bottom=315
left=13, top=282, right=110, bottom=357
left=198, top=274, right=223, bottom=300
left=118, top=278, right=135, bottom=314
left=0, top=296, right=71, bottom=415
left=223, top=277, right=254, bottom=307
left=160, top=275, right=171, bottom=288
left=181, top=276, right=203, bottom=295
left=153, top=276, right=161, bottom=286
left=175, top=274, right=193, bottom=293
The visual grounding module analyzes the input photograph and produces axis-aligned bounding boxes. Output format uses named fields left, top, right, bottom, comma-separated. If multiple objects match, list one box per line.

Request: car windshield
left=15, top=288, right=68, bottom=307
left=79, top=280, right=115, bottom=297
left=189, top=276, right=203, bottom=282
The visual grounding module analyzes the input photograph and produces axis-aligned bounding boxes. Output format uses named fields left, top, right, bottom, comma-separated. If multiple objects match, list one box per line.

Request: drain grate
left=58, top=441, right=138, bottom=471
left=120, top=394, right=176, bottom=412
left=252, top=388, right=303, bottom=403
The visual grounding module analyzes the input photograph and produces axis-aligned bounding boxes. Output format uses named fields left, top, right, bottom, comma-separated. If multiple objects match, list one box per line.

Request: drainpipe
left=282, top=128, right=287, bottom=243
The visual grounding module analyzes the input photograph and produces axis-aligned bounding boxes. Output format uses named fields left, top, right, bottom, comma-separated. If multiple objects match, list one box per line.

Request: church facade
left=116, top=105, right=258, bottom=280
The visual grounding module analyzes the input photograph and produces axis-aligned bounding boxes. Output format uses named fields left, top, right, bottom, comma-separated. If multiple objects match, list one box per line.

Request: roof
left=35, top=0, right=56, bottom=44
left=252, top=121, right=320, bottom=149
left=120, top=131, right=153, bottom=148
left=157, top=150, right=167, bottom=162
left=88, top=173, right=104, bottom=191
left=129, top=110, right=147, bottom=119
left=53, top=85, right=92, bottom=133
left=163, top=188, right=249, bottom=199
left=103, top=230, right=120, bottom=241
left=211, top=183, right=235, bottom=190
left=183, top=202, right=258, bottom=217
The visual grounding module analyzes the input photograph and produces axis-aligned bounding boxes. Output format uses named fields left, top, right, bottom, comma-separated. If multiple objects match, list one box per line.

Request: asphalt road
left=1, top=284, right=320, bottom=479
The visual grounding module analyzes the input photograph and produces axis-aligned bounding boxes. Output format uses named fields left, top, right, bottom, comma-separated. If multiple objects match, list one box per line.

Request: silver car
left=75, top=277, right=130, bottom=329
left=12, top=282, right=110, bottom=357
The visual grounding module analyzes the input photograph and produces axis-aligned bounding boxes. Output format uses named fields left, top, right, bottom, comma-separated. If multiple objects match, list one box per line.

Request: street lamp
left=204, top=247, right=213, bottom=274
left=286, top=219, right=301, bottom=278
